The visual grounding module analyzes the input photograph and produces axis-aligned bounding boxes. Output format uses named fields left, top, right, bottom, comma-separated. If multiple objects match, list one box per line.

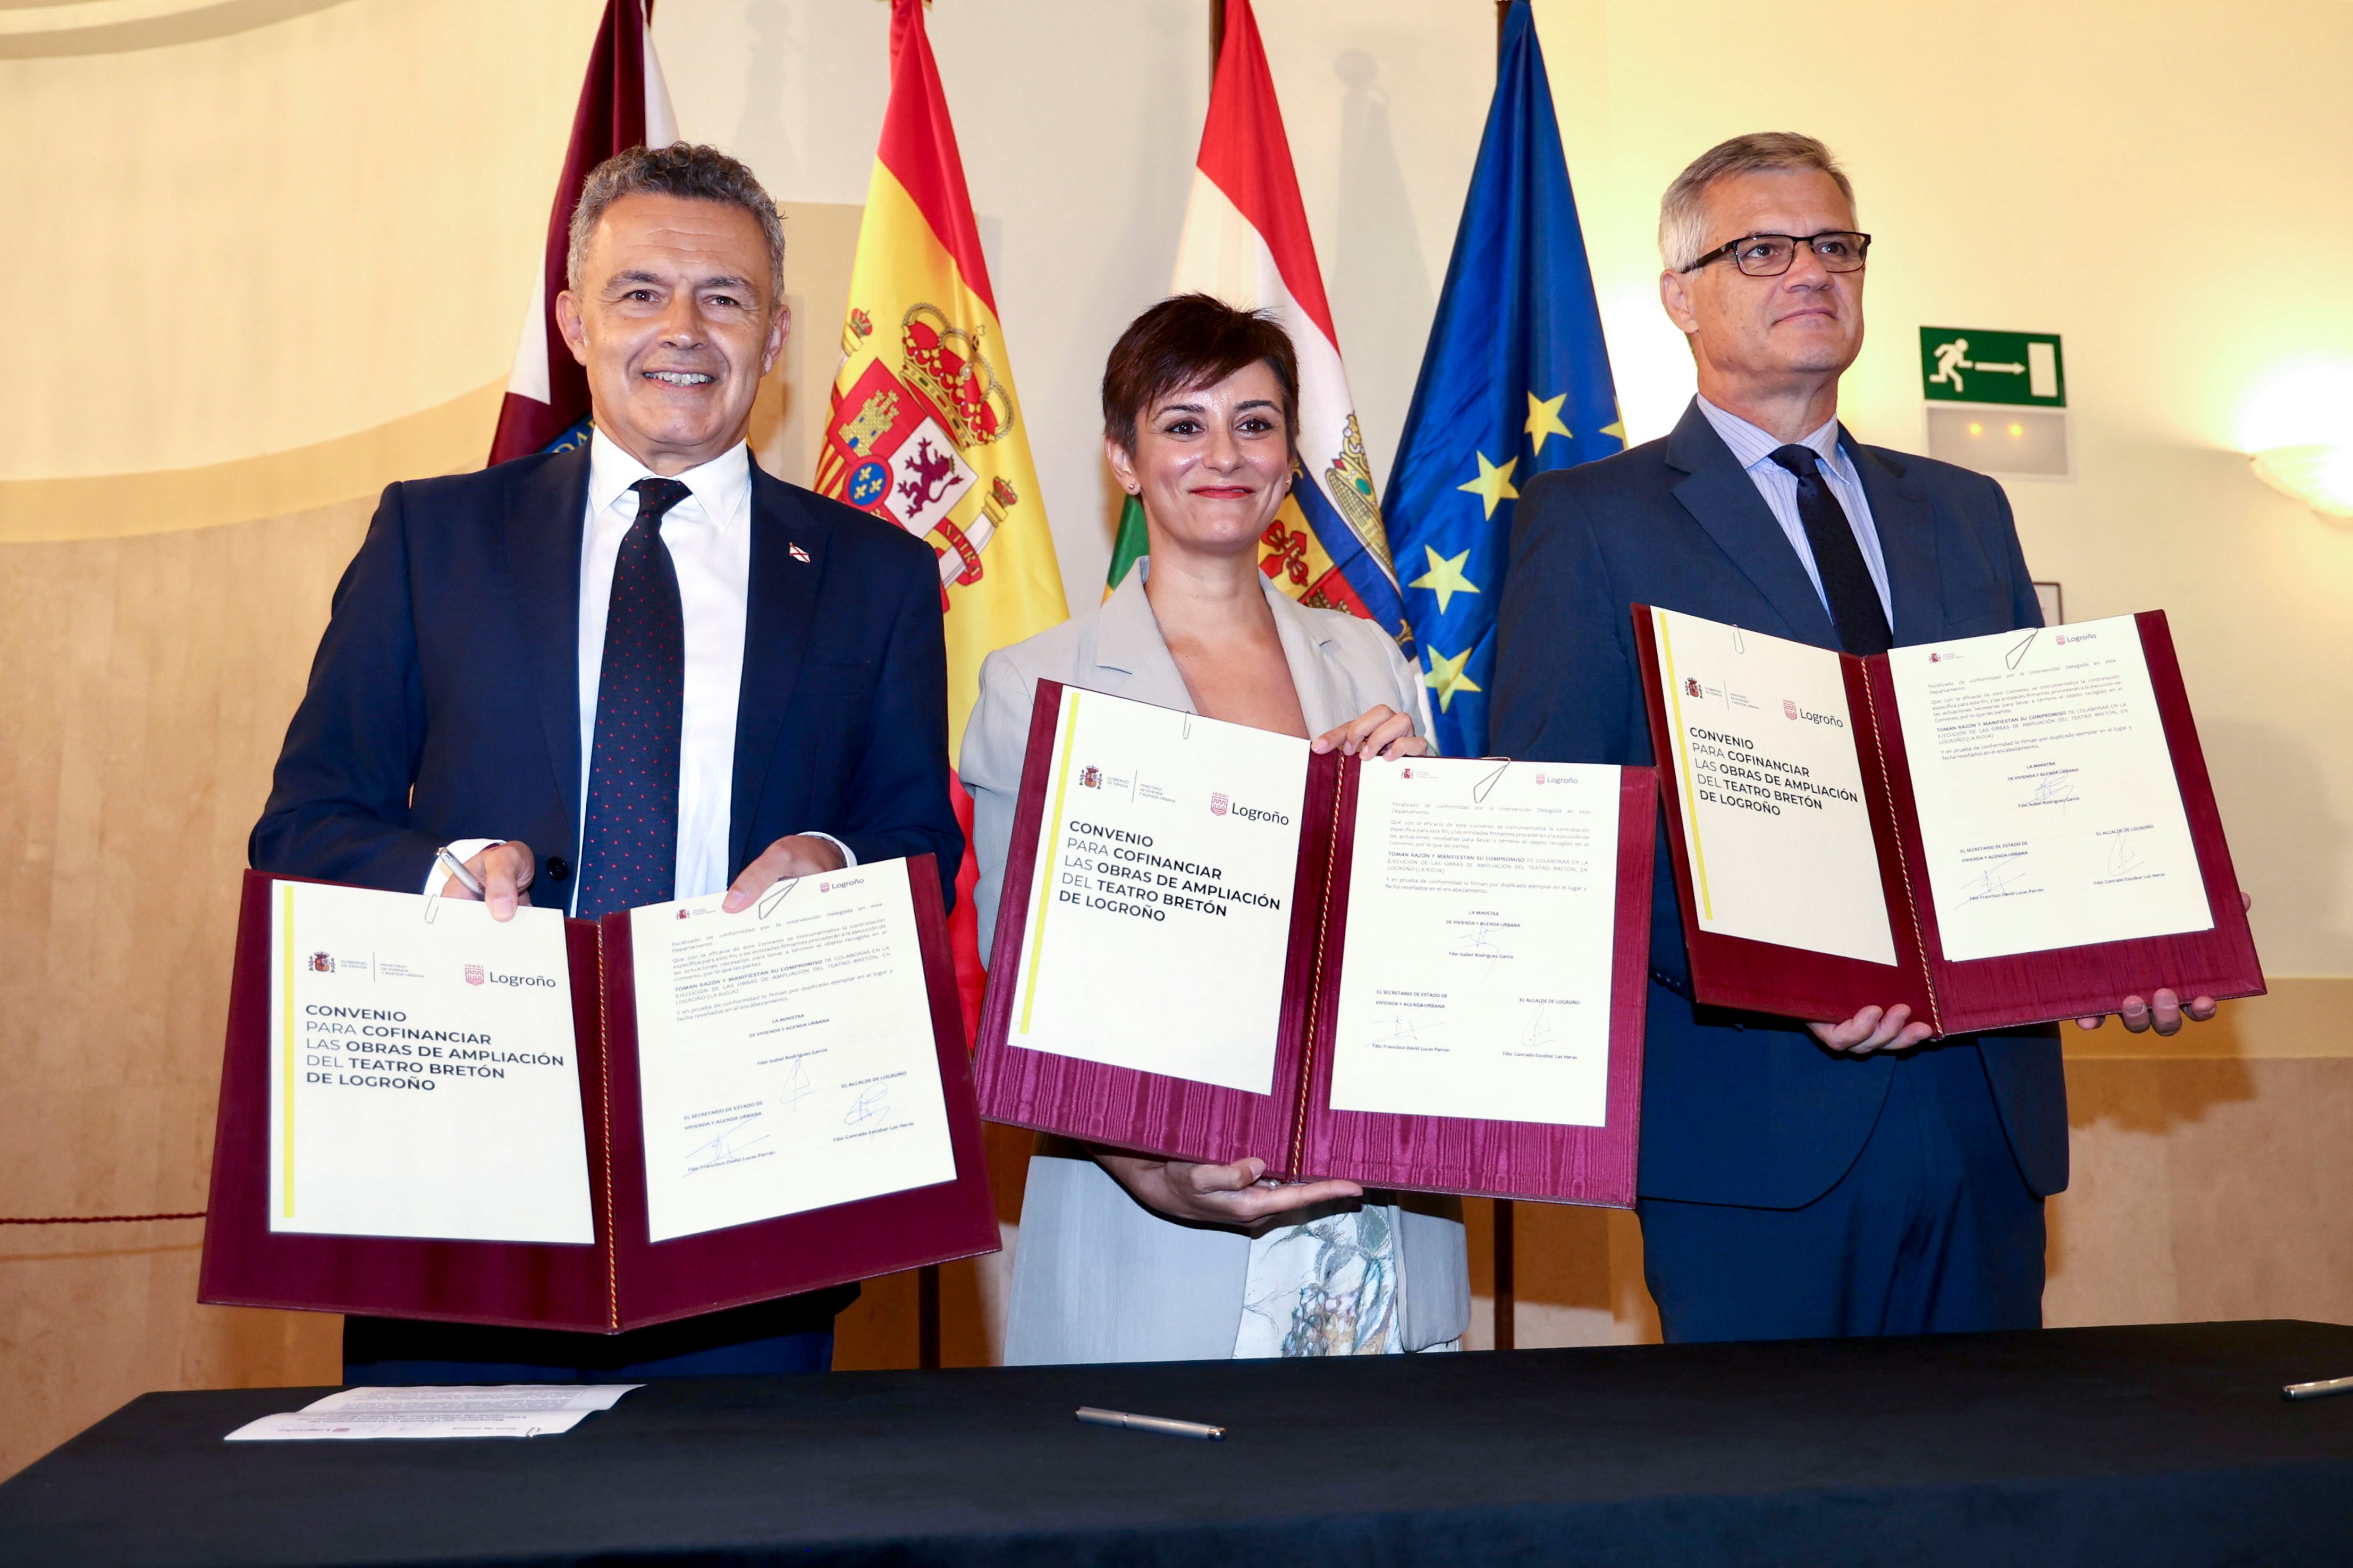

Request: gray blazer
left=962, top=563, right=1471, bottom=1363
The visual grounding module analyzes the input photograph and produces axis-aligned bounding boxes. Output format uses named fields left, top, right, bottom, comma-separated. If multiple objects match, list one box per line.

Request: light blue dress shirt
left=1694, top=396, right=1893, bottom=625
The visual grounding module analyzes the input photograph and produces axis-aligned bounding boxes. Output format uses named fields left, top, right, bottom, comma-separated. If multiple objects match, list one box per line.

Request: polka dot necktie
left=576, top=477, right=693, bottom=919
left=1770, top=445, right=1892, bottom=656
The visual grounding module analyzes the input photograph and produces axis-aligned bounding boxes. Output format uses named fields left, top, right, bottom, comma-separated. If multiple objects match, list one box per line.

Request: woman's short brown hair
left=1101, top=293, right=1299, bottom=460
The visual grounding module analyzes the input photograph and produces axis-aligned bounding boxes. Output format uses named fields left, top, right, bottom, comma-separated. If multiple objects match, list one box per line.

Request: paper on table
left=630, top=858, right=959, bottom=1244
left=1650, top=608, right=1897, bottom=966
left=1327, top=758, right=1620, bottom=1126
left=1004, top=687, right=1308, bottom=1094
left=1888, top=616, right=2212, bottom=961
left=267, top=881, right=594, bottom=1244
left=225, top=1384, right=640, bottom=1441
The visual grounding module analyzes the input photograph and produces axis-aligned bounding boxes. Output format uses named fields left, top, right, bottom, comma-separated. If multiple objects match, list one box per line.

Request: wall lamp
left=2249, top=443, right=2353, bottom=519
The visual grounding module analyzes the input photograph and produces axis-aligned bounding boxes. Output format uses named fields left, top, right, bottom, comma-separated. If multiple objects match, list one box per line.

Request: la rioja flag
left=488, top=0, right=678, bottom=463
left=1135, top=0, right=1406, bottom=645
left=821, top=0, right=1068, bottom=1021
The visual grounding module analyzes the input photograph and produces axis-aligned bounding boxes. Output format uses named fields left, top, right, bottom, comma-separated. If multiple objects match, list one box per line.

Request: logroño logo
left=1783, top=699, right=1800, bottom=720
left=463, top=964, right=485, bottom=987
left=1209, top=792, right=1229, bottom=817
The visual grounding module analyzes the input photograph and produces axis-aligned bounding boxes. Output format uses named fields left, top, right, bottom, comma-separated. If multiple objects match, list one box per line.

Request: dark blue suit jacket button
left=545, top=855, right=570, bottom=883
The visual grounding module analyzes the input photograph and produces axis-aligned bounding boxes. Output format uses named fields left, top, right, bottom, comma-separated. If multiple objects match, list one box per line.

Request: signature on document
left=780, top=1057, right=814, bottom=1112
left=2019, top=774, right=2079, bottom=808
left=1961, top=853, right=2034, bottom=902
left=686, top=1122, right=772, bottom=1173
left=842, top=1084, right=892, bottom=1126
left=1368, top=1011, right=1436, bottom=1052
left=2107, top=836, right=2148, bottom=878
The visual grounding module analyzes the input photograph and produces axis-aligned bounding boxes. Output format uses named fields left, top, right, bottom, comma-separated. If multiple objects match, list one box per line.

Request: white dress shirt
left=433, top=428, right=848, bottom=909
left=1695, top=396, right=1893, bottom=625
left=574, top=428, right=753, bottom=909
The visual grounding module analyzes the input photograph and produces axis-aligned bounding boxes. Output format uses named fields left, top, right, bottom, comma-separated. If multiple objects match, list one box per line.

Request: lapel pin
left=789, top=543, right=811, bottom=564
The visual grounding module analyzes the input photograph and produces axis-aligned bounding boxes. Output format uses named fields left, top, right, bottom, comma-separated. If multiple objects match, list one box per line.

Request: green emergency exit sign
left=1919, top=327, right=2065, bottom=407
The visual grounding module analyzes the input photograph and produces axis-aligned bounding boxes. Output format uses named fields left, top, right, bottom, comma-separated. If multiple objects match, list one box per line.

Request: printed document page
left=267, top=881, right=593, bottom=1243
left=630, top=858, right=958, bottom=1244
left=1326, top=759, right=1621, bottom=1128
left=226, top=1384, right=639, bottom=1441
left=1005, top=687, right=1308, bottom=1095
left=1887, top=617, right=2212, bottom=961
left=1650, top=608, right=1898, bottom=966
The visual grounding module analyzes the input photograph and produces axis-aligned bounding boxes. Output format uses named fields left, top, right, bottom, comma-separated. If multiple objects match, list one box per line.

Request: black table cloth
left=4, top=1320, right=2350, bottom=1566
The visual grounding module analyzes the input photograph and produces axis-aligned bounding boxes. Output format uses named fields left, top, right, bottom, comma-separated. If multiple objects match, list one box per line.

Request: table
left=4, top=1320, right=2349, bottom=1566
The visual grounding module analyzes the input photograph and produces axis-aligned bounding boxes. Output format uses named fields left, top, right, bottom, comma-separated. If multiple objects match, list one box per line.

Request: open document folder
left=199, top=858, right=998, bottom=1332
left=1633, top=605, right=2263, bottom=1035
left=973, top=682, right=1658, bottom=1208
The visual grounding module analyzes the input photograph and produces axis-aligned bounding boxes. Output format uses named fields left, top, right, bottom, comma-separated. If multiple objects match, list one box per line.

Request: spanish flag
left=821, top=0, right=1067, bottom=1015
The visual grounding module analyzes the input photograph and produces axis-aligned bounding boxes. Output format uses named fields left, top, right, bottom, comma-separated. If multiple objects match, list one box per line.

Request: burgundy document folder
left=1632, top=607, right=2263, bottom=1035
left=972, top=681, right=1657, bottom=1208
left=199, top=860, right=999, bottom=1333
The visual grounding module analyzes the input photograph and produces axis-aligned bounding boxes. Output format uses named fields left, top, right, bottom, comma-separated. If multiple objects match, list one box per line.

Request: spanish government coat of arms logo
left=819, top=303, right=1024, bottom=598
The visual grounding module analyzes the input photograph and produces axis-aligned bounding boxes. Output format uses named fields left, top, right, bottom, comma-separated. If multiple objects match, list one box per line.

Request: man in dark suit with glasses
left=1493, top=133, right=2229, bottom=1342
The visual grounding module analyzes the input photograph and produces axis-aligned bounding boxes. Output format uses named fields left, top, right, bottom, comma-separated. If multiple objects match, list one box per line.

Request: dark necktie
left=576, top=477, right=693, bottom=919
left=1770, top=444, right=1892, bottom=656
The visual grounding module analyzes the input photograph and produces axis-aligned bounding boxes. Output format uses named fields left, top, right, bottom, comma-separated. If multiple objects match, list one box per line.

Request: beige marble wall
left=1, top=505, right=369, bottom=1481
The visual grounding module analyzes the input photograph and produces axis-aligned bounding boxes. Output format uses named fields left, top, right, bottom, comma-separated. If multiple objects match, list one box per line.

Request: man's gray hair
left=566, top=142, right=786, bottom=306
left=1658, top=132, right=1856, bottom=273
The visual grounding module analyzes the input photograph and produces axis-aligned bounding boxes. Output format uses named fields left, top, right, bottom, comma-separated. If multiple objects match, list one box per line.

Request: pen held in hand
left=434, top=847, right=487, bottom=899
left=1076, top=1405, right=1225, bottom=1440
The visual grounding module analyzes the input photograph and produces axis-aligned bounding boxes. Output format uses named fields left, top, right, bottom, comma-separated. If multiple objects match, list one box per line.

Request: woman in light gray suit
left=963, top=295, right=1471, bottom=1363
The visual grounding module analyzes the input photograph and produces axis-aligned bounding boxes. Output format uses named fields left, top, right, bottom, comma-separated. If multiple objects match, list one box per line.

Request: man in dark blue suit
left=1493, top=133, right=2227, bottom=1342
left=252, top=144, right=961, bottom=1381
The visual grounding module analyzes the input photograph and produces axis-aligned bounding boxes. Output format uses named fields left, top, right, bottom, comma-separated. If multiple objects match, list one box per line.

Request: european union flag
left=1385, top=0, right=1622, bottom=759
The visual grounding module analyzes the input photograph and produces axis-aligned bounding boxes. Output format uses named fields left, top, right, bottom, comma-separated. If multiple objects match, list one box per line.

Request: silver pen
left=2283, top=1374, right=2353, bottom=1401
left=1075, top=1405, right=1226, bottom=1440
left=433, top=846, right=487, bottom=898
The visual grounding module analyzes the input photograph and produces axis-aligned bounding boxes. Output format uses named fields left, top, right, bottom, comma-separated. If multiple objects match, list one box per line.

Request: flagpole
left=1209, top=0, right=1224, bottom=78
left=918, top=1262, right=941, bottom=1369
left=1494, top=1199, right=1516, bottom=1349
left=1486, top=0, right=1509, bottom=1343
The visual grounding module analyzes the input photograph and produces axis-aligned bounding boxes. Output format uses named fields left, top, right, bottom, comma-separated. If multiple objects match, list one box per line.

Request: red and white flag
left=488, top=0, right=678, bottom=465
left=1166, top=0, right=1406, bottom=642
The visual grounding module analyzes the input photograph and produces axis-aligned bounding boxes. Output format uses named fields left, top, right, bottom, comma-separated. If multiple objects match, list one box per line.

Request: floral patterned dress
left=1232, top=1201, right=1406, bottom=1357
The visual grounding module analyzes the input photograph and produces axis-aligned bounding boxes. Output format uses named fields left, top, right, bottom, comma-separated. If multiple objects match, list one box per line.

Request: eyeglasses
left=1681, top=231, right=1872, bottom=276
